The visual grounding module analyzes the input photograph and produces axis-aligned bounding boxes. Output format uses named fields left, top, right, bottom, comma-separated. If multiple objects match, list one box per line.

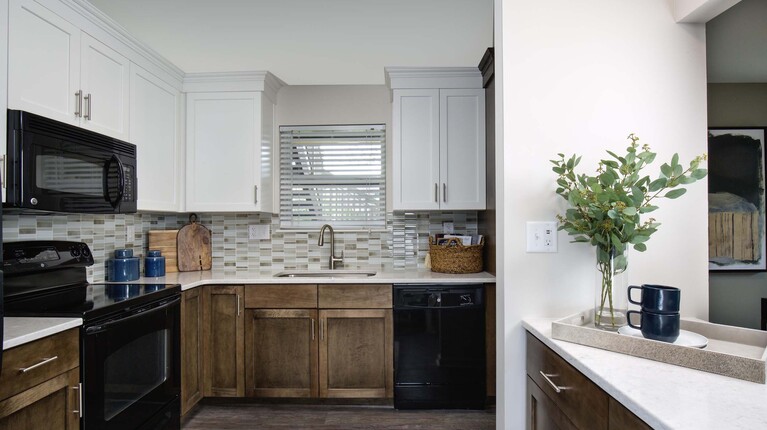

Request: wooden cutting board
left=177, top=214, right=212, bottom=272
left=147, top=230, right=179, bottom=273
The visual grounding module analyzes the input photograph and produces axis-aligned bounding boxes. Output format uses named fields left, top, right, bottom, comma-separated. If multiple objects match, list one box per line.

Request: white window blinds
left=279, top=124, right=386, bottom=229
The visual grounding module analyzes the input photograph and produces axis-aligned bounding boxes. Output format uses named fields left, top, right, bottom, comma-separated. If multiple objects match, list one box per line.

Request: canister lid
left=147, top=250, right=163, bottom=257
left=114, top=249, right=134, bottom=258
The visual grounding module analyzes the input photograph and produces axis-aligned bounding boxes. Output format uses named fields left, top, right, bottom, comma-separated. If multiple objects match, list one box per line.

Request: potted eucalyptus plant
left=551, top=134, right=707, bottom=330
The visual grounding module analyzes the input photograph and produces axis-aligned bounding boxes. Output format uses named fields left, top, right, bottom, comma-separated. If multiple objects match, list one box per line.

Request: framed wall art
left=708, top=128, right=767, bottom=271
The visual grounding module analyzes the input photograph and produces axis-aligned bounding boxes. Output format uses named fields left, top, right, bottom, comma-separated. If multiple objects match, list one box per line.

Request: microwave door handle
left=103, top=155, right=125, bottom=208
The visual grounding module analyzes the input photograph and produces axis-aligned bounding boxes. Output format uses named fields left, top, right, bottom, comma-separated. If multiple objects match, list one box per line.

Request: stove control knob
left=81, top=246, right=91, bottom=257
left=71, top=247, right=81, bottom=257
left=30, top=197, right=38, bottom=206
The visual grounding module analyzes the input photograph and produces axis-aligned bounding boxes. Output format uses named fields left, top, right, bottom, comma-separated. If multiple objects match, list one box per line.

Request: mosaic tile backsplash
left=3, top=211, right=478, bottom=282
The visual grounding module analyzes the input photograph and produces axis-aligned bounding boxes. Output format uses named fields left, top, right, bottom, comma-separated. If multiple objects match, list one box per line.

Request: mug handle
left=627, top=285, right=642, bottom=306
left=627, top=310, right=642, bottom=330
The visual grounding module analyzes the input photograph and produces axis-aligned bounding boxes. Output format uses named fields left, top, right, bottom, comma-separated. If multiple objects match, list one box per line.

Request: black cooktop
left=3, top=240, right=180, bottom=322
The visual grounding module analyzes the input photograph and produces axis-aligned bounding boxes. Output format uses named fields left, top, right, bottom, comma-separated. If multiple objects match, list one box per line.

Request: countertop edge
left=3, top=317, right=83, bottom=350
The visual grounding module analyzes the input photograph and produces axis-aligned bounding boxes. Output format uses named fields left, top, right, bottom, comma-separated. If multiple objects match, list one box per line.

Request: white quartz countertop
left=523, top=317, right=767, bottom=430
left=3, top=317, right=82, bottom=350
left=138, top=268, right=495, bottom=291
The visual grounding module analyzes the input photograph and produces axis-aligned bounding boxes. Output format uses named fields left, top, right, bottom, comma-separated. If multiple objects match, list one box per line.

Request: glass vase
left=594, top=246, right=628, bottom=331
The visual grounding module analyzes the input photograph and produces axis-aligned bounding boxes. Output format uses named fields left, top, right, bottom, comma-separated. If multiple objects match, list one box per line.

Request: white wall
left=496, top=1, right=709, bottom=428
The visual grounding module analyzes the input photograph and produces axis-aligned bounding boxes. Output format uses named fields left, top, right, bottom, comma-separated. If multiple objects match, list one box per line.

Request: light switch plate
left=248, top=224, right=270, bottom=240
left=526, top=221, right=558, bottom=253
left=443, top=222, right=454, bottom=234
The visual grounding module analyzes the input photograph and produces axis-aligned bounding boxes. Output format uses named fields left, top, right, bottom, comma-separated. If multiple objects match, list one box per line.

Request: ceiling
left=87, top=0, right=494, bottom=85
left=706, top=0, right=767, bottom=83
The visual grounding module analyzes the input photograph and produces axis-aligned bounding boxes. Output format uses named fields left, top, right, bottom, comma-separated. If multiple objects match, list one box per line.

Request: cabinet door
left=202, top=285, right=245, bottom=397
left=79, top=32, right=130, bottom=140
left=130, top=63, right=182, bottom=212
left=527, top=376, right=577, bottom=430
left=440, top=89, right=486, bottom=210
left=319, top=309, right=393, bottom=398
left=0, top=368, right=80, bottom=430
left=181, top=289, right=204, bottom=415
left=245, top=309, right=318, bottom=398
left=186, top=92, right=267, bottom=212
left=8, top=0, right=80, bottom=126
left=392, top=89, right=440, bottom=210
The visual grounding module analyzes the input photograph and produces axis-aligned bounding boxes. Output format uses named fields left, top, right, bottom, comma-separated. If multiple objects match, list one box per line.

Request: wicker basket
left=429, top=236, right=485, bottom=274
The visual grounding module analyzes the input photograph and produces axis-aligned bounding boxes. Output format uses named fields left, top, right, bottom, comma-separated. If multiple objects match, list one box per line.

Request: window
left=279, top=124, right=386, bottom=229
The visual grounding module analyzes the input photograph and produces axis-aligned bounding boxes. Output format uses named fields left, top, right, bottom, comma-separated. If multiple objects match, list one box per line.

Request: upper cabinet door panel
left=186, top=92, right=262, bottom=212
left=392, top=89, right=440, bottom=211
left=8, top=0, right=80, bottom=126
left=440, top=89, right=486, bottom=210
left=80, top=32, right=130, bottom=140
left=130, top=64, right=181, bottom=212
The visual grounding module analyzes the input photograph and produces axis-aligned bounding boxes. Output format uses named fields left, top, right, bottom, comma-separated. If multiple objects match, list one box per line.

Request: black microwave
left=5, top=110, right=137, bottom=213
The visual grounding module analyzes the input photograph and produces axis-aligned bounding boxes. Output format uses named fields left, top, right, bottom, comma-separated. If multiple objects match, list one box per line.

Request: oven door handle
left=85, top=296, right=180, bottom=335
left=102, top=154, right=126, bottom=209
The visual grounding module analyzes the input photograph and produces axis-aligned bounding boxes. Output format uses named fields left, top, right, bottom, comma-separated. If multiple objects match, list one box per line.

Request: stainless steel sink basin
left=274, top=270, right=377, bottom=278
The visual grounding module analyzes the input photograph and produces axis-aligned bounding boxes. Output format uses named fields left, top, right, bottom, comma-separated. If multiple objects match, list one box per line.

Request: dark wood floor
left=181, top=402, right=496, bottom=430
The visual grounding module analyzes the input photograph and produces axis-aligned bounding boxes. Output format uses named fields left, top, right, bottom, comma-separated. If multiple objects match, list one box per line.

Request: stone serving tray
left=551, top=310, right=767, bottom=383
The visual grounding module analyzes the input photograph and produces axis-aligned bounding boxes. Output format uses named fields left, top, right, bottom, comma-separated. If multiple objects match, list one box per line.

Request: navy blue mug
left=627, top=284, right=680, bottom=314
left=627, top=310, right=680, bottom=342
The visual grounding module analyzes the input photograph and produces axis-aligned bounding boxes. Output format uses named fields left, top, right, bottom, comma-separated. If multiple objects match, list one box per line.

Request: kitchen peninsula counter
left=3, top=317, right=83, bottom=350
left=524, top=317, right=767, bottom=430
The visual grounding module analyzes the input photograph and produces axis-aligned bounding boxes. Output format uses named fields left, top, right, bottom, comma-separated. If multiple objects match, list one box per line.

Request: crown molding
left=183, top=71, right=287, bottom=101
left=384, top=67, right=483, bottom=90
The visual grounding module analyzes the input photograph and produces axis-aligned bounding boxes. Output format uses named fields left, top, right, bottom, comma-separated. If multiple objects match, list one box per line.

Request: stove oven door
left=82, top=295, right=180, bottom=429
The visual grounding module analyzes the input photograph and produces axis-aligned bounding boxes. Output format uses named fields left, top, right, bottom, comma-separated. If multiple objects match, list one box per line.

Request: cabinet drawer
left=318, top=284, right=392, bottom=309
left=245, top=284, right=317, bottom=308
left=0, top=328, right=79, bottom=402
left=526, top=332, right=608, bottom=430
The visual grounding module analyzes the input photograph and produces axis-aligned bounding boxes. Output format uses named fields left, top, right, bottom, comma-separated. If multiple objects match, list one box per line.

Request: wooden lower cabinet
left=526, top=332, right=650, bottom=430
left=0, top=329, right=81, bottom=429
left=181, top=288, right=204, bottom=414
left=202, top=285, right=245, bottom=397
left=319, top=309, right=393, bottom=398
left=245, top=309, right=319, bottom=397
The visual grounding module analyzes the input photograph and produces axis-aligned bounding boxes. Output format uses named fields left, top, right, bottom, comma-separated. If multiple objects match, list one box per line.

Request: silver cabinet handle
left=434, top=183, right=438, bottom=202
left=74, top=91, right=83, bottom=117
left=19, top=356, right=58, bottom=373
left=311, top=318, right=315, bottom=341
left=72, top=383, right=83, bottom=418
left=1, top=154, right=6, bottom=189
left=254, top=185, right=258, bottom=204
left=237, top=294, right=241, bottom=316
left=84, top=93, right=92, bottom=120
left=443, top=183, right=447, bottom=202
left=320, top=318, right=325, bottom=341
left=539, top=371, right=563, bottom=393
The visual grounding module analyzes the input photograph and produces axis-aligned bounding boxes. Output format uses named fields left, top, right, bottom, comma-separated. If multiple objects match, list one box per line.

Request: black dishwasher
left=393, top=283, right=486, bottom=409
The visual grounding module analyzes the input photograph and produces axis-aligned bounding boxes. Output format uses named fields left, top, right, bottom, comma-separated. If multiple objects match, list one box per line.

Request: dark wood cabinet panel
left=245, top=309, right=318, bottom=398
left=527, top=376, right=577, bottom=430
left=319, top=309, right=393, bottom=398
left=182, top=288, right=204, bottom=414
left=609, top=398, right=652, bottom=430
left=203, top=285, right=245, bottom=397
left=244, top=284, right=317, bottom=309
left=317, top=284, right=392, bottom=309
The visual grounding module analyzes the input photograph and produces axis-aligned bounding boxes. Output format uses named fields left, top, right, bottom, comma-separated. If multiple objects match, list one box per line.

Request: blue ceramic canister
left=145, top=250, right=166, bottom=277
left=107, top=249, right=140, bottom=282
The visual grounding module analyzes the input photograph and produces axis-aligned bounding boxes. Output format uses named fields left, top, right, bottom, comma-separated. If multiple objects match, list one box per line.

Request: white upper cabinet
left=80, top=33, right=130, bottom=140
left=8, top=0, right=130, bottom=141
left=130, top=63, right=182, bottom=212
left=184, top=72, right=283, bottom=213
left=387, top=68, right=486, bottom=211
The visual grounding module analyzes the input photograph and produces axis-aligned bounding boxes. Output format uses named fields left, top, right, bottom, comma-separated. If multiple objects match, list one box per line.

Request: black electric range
left=3, top=240, right=181, bottom=430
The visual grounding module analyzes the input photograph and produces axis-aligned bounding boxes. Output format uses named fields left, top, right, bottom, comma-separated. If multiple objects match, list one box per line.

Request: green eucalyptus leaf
left=639, top=205, right=659, bottom=213
left=692, top=168, right=708, bottom=179
left=633, top=243, right=647, bottom=252
left=630, top=235, right=650, bottom=244
left=673, top=164, right=683, bottom=177
left=660, top=163, right=672, bottom=178
left=671, top=153, right=679, bottom=168
left=649, top=178, right=667, bottom=192
left=607, top=209, right=618, bottom=219
left=623, top=207, right=637, bottom=216
left=603, top=160, right=619, bottom=169
left=614, top=255, right=628, bottom=271
left=665, top=188, right=687, bottom=199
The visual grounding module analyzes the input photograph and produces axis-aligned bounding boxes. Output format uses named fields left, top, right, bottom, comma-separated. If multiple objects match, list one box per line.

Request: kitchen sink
left=274, top=270, right=377, bottom=278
